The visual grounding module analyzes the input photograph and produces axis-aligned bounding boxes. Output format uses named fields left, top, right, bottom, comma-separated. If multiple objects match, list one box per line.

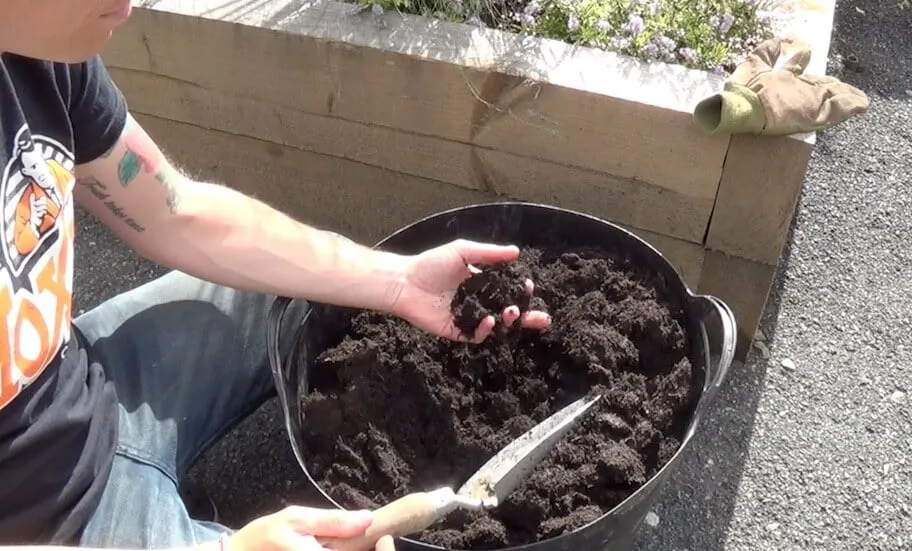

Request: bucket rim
left=375, top=200, right=695, bottom=293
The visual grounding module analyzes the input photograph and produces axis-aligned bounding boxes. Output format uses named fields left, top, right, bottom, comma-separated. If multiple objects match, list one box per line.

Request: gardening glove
left=692, top=37, right=869, bottom=136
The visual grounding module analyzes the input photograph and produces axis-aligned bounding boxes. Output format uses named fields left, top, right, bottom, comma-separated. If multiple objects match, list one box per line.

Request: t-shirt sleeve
left=67, top=55, right=129, bottom=165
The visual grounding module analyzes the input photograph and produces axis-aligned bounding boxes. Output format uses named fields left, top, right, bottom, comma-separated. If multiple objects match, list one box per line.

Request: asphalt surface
left=73, top=0, right=911, bottom=548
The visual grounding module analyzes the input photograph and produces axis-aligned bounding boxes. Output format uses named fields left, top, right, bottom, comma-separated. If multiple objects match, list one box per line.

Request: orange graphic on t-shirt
left=0, top=129, right=76, bottom=412
left=13, top=159, right=68, bottom=256
left=0, top=237, right=71, bottom=410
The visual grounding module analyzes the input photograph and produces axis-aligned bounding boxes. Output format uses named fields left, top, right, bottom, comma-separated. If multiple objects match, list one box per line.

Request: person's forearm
left=140, top=179, right=410, bottom=312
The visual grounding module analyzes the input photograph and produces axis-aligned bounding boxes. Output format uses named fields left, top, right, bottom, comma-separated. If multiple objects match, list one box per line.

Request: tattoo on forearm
left=76, top=177, right=146, bottom=233
left=117, top=150, right=143, bottom=185
left=155, top=170, right=180, bottom=214
left=114, top=127, right=181, bottom=214
left=114, top=155, right=179, bottom=217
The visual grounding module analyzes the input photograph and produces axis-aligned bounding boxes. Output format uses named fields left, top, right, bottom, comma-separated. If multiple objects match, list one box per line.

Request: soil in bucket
left=299, top=246, right=698, bottom=550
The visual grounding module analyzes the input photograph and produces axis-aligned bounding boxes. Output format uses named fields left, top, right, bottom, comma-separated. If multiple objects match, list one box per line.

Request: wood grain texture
left=705, top=134, right=813, bottom=265
left=129, top=113, right=706, bottom=290
left=132, top=113, right=497, bottom=244
left=698, top=251, right=778, bottom=360
left=111, top=68, right=716, bottom=243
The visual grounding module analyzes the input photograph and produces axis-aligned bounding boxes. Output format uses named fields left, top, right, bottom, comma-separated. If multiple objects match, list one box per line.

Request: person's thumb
left=282, top=506, right=374, bottom=538
left=450, top=239, right=519, bottom=266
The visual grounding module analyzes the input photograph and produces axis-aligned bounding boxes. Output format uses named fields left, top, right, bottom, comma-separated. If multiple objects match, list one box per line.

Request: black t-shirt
left=0, top=53, right=125, bottom=543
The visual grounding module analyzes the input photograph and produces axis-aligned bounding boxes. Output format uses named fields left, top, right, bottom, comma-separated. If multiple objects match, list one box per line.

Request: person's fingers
left=501, top=306, right=550, bottom=331
left=450, top=314, right=493, bottom=343
left=502, top=306, right=521, bottom=327
left=283, top=506, right=373, bottom=538
left=524, top=279, right=535, bottom=296
left=375, top=535, right=397, bottom=551
left=451, top=239, right=519, bottom=266
left=519, top=310, right=552, bottom=330
left=469, top=315, right=496, bottom=343
left=298, top=534, right=329, bottom=550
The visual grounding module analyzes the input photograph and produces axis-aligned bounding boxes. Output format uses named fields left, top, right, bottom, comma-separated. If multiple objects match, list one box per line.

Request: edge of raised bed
left=127, top=0, right=728, bottom=116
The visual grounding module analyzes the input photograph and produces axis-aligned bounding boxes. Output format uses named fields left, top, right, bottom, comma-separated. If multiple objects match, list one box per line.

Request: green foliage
left=359, top=0, right=775, bottom=72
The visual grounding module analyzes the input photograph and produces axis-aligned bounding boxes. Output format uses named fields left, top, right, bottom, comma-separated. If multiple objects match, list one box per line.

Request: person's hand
left=391, top=239, right=552, bottom=342
left=227, top=506, right=395, bottom=551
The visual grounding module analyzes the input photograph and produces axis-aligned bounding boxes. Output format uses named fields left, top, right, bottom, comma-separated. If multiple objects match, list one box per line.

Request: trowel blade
left=456, top=394, right=601, bottom=508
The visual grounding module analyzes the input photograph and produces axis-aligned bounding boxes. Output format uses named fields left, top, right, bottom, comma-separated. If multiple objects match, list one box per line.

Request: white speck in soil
left=766, top=522, right=781, bottom=532
left=645, top=511, right=660, bottom=528
left=781, top=358, right=797, bottom=371
left=889, top=390, right=905, bottom=403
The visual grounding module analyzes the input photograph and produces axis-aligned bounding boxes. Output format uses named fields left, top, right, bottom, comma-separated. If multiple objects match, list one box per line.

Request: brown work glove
left=693, top=37, right=869, bottom=136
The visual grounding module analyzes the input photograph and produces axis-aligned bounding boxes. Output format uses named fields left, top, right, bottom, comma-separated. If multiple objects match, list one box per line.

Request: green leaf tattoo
left=118, top=150, right=141, bottom=186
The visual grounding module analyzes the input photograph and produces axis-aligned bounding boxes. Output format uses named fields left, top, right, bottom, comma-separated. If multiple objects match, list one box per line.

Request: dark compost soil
left=299, top=246, right=698, bottom=550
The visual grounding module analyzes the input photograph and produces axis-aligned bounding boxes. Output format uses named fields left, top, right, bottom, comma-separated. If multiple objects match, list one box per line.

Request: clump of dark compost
left=451, top=262, right=531, bottom=338
left=299, top=246, right=698, bottom=550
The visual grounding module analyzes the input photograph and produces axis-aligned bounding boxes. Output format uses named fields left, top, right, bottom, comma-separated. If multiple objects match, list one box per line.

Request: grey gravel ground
left=73, top=0, right=911, bottom=548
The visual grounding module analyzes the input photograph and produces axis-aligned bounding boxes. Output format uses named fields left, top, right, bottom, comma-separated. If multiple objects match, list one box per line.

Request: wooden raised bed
left=101, top=0, right=836, bottom=358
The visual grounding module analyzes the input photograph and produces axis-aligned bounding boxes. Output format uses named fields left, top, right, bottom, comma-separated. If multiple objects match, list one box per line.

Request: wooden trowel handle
left=317, top=489, right=456, bottom=551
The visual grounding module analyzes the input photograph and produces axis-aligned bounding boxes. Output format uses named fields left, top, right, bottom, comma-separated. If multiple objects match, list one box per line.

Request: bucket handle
left=266, top=295, right=311, bottom=475
left=690, top=294, right=737, bottom=405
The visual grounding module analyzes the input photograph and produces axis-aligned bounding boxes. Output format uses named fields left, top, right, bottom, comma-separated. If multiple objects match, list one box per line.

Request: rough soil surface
left=299, top=247, right=698, bottom=549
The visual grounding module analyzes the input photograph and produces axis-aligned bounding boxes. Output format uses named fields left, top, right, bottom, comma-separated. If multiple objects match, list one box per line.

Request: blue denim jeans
left=73, top=270, right=310, bottom=549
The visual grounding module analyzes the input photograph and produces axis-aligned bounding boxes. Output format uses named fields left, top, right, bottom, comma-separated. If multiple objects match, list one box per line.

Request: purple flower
left=711, top=65, right=728, bottom=76
left=678, top=47, right=698, bottom=62
left=514, top=12, right=535, bottom=25
left=644, top=35, right=677, bottom=63
left=513, top=0, right=540, bottom=26
left=623, top=14, right=645, bottom=36
left=710, top=12, right=736, bottom=35
left=642, top=42, right=660, bottom=60
left=611, top=36, right=632, bottom=50
left=654, top=35, right=676, bottom=51
left=596, top=18, right=611, bottom=32
left=567, top=12, right=580, bottom=33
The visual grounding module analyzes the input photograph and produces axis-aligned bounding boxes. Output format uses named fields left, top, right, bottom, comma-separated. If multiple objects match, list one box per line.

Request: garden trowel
left=317, top=394, right=602, bottom=551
